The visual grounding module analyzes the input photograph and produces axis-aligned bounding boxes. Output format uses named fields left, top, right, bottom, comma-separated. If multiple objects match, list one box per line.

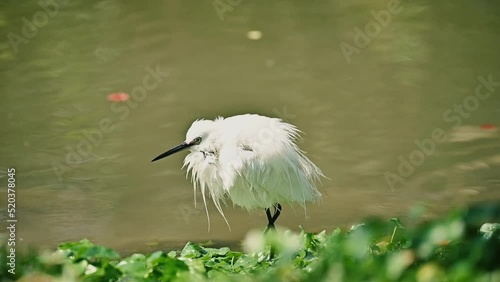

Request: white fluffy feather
left=181, top=114, right=323, bottom=230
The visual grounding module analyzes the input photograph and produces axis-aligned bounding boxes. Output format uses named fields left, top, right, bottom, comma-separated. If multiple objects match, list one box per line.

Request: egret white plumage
left=152, top=114, right=323, bottom=230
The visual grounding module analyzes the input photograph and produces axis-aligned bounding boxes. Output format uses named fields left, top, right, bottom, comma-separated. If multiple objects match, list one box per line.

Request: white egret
left=152, top=114, right=323, bottom=231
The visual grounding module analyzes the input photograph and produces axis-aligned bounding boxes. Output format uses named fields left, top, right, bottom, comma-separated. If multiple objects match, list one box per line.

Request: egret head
left=185, top=119, right=215, bottom=149
left=151, top=119, right=214, bottom=162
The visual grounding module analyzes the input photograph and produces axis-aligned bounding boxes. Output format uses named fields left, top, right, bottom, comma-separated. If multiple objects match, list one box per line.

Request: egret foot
left=264, top=203, right=282, bottom=233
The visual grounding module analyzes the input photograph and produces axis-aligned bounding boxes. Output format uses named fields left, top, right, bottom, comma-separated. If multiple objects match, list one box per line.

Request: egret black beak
left=151, top=142, right=193, bottom=162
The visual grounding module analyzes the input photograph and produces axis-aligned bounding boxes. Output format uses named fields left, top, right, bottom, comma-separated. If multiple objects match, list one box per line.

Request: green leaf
left=116, top=254, right=148, bottom=278
left=180, top=242, right=205, bottom=258
left=390, top=218, right=405, bottom=229
left=479, top=223, right=500, bottom=240
left=205, top=247, right=230, bottom=257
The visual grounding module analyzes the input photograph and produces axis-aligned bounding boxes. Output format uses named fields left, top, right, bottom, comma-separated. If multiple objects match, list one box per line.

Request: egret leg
left=265, top=208, right=274, bottom=231
left=265, top=203, right=282, bottom=232
left=264, top=204, right=282, bottom=260
left=272, top=203, right=282, bottom=222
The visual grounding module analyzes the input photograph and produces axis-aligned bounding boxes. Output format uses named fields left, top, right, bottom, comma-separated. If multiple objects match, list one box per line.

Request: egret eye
left=193, top=137, right=202, bottom=144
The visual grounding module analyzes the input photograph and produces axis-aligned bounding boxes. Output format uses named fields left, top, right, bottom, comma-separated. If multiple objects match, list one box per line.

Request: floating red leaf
left=480, top=124, right=496, bottom=130
left=107, top=92, right=129, bottom=102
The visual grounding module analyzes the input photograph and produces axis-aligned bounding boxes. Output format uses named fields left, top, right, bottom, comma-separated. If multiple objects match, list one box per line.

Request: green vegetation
left=2, top=206, right=499, bottom=281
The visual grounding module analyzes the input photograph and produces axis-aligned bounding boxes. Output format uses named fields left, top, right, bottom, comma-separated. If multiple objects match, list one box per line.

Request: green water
left=0, top=0, right=499, bottom=252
